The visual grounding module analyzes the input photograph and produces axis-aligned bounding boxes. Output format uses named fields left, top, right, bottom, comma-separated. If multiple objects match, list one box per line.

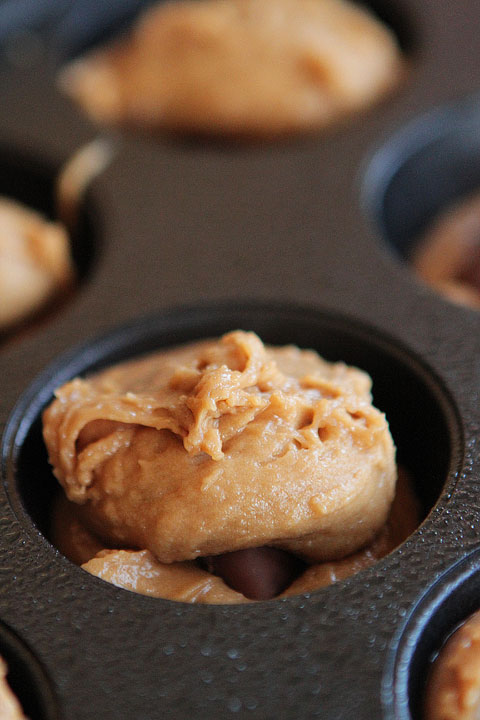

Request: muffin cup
left=0, top=301, right=466, bottom=719
left=0, top=0, right=479, bottom=717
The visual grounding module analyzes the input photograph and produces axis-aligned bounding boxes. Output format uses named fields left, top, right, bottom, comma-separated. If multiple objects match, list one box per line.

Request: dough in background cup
left=412, top=191, right=480, bottom=311
left=424, top=609, right=480, bottom=720
left=0, top=657, right=27, bottom=720
left=0, top=197, right=73, bottom=331
left=58, top=0, right=403, bottom=139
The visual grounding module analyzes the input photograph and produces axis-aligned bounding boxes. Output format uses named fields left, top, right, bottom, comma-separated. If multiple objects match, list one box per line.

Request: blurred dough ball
left=424, top=609, right=480, bottom=720
left=59, top=0, right=403, bottom=139
left=0, top=197, right=73, bottom=331
left=0, top=658, right=27, bottom=720
left=412, top=191, right=480, bottom=311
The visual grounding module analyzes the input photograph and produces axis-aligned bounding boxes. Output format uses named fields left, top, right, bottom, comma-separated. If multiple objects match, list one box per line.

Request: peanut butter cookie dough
left=0, top=197, right=73, bottom=331
left=0, top=658, right=27, bottom=720
left=424, top=610, right=480, bottom=720
left=44, top=330, right=405, bottom=601
left=412, top=191, right=480, bottom=310
left=58, top=0, right=403, bottom=139
left=51, top=466, right=419, bottom=602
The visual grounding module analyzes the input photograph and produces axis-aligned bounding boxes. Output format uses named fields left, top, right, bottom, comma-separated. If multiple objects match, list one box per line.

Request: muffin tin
left=0, top=1, right=479, bottom=718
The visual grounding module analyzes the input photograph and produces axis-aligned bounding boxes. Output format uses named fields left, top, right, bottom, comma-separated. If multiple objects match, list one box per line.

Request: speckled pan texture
left=0, top=1, right=479, bottom=718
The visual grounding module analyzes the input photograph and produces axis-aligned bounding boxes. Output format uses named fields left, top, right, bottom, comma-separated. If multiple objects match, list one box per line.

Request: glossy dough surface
left=44, top=331, right=397, bottom=571
left=59, top=0, right=402, bottom=138
left=0, top=198, right=73, bottom=330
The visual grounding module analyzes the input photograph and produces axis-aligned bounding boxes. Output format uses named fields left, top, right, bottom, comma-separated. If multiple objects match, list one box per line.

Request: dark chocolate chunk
left=203, top=546, right=306, bottom=600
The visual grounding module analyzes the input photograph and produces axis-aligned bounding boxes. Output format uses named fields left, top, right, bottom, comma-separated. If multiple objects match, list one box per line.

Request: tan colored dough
left=51, top=466, right=419, bottom=602
left=0, top=197, right=73, bottom=330
left=83, top=549, right=249, bottom=603
left=51, top=493, right=267, bottom=602
left=0, top=658, right=27, bottom=720
left=44, top=330, right=397, bottom=565
left=281, top=465, right=419, bottom=594
left=74, top=466, right=418, bottom=602
left=59, top=0, right=403, bottom=139
left=412, top=191, right=480, bottom=310
left=424, top=610, right=480, bottom=720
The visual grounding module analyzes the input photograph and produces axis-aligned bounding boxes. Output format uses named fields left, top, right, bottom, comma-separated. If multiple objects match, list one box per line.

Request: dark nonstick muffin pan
left=0, top=1, right=479, bottom=718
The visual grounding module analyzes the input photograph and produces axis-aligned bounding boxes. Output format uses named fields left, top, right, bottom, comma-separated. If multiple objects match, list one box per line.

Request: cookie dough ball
left=72, top=465, right=417, bottom=602
left=282, top=465, right=419, bottom=595
left=412, top=191, right=480, bottom=311
left=0, top=197, right=73, bottom=331
left=44, top=330, right=397, bottom=567
left=58, top=0, right=403, bottom=139
left=0, top=658, right=27, bottom=720
left=50, top=465, right=418, bottom=602
left=424, top=609, right=480, bottom=720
